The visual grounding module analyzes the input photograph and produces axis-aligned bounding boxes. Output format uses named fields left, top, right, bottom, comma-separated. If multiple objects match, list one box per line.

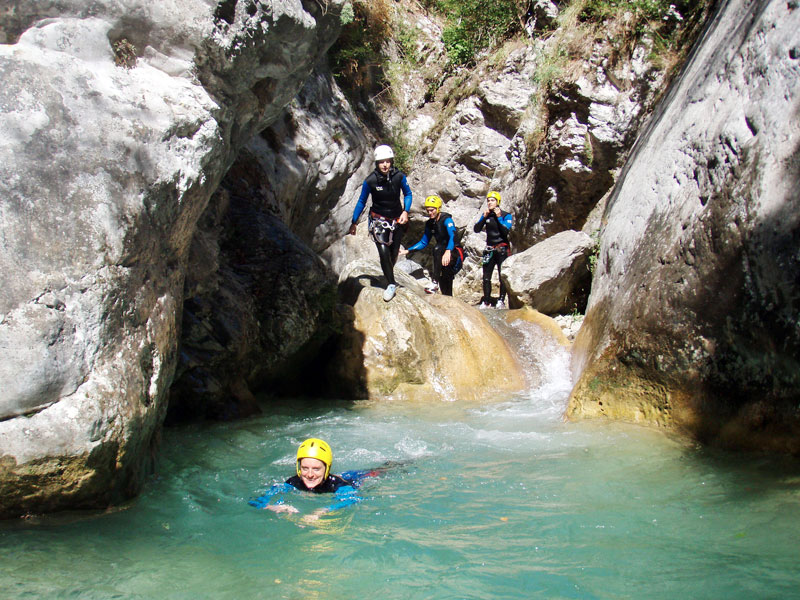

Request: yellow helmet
left=296, top=438, right=332, bottom=479
left=487, top=191, right=501, bottom=205
left=424, top=195, right=443, bottom=210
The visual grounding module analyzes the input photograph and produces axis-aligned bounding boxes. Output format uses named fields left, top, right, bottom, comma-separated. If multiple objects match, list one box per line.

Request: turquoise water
left=2, top=318, right=800, bottom=599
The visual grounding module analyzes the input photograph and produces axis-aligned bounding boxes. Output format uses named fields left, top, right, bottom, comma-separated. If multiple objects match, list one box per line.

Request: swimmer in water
left=249, top=438, right=381, bottom=522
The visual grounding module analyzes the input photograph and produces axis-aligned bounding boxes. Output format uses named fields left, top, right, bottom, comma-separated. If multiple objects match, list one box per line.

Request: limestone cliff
left=567, top=0, right=800, bottom=453
left=0, top=0, right=345, bottom=518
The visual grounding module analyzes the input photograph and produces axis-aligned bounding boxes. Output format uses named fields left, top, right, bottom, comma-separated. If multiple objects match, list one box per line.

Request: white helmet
left=374, top=145, right=394, bottom=162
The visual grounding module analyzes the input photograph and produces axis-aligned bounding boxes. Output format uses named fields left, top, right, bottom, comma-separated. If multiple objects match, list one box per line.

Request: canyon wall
left=0, top=0, right=345, bottom=517
left=568, top=0, right=800, bottom=453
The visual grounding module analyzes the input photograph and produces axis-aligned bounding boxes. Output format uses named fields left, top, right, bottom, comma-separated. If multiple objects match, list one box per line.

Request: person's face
left=299, top=457, right=327, bottom=489
left=426, top=206, right=439, bottom=218
left=377, top=159, right=392, bottom=174
left=487, top=197, right=498, bottom=211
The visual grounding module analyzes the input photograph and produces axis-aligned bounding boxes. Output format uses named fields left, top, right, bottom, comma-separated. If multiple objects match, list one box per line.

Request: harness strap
left=368, top=213, right=397, bottom=246
left=485, top=242, right=509, bottom=252
left=369, top=211, right=397, bottom=226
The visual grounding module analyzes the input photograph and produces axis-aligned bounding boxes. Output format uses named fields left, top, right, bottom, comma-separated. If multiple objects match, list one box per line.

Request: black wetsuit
left=407, top=212, right=460, bottom=296
left=474, top=209, right=513, bottom=304
left=285, top=474, right=354, bottom=493
left=352, top=167, right=413, bottom=286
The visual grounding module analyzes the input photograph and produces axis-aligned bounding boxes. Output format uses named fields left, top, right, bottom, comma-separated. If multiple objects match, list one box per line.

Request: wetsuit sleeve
left=352, top=181, right=371, bottom=224
left=324, top=485, right=362, bottom=512
left=248, top=482, right=294, bottom=509
left=400, top=176, right=412, bottom=212
left=444, top=217, right=456, bottom=251
left=406, top=221, right=433, bottom=252
left=474, top=215, right=487, bottom=233
left=500, top=212, right=513, bottom=231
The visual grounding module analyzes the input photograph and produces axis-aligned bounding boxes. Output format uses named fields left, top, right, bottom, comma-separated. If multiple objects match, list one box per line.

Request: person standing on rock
left=348, top=144, right=412, bottom=302
left=400, top=195, right=463, bottom=297
left=474, top=191, right=513, bottom=309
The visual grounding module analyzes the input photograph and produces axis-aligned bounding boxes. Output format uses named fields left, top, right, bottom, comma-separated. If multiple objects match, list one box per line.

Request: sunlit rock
left=502, top=40, right=667, bottom=247
left=328, top=260, right=526, bottom=403
left=568, top=0, right=800, bottom=453
left=0, top=0, right=344, bottom=517
left=502, top=230, right=595, bottom=314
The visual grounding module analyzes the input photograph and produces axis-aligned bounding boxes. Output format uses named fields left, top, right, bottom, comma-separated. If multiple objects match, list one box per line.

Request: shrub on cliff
left=427, top=0, right=528, bottom=66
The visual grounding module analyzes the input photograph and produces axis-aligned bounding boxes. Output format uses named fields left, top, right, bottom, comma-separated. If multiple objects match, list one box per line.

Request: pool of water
left=2, top=319, right=799, bottom=599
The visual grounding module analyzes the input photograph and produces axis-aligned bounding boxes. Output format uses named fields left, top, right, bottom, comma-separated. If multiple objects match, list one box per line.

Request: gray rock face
left=502, top=230, right=595, bottom=315
left=238, top=67, right=374, bottom=252
left=0, top=0, right=344, bottom=517
left=568, top=0, right=800, bottom=453
left=168, top=181, right=339, bottom=423
left=400, top=20, right=672, bottom=304
left=508, top=45, right=665, bottom=247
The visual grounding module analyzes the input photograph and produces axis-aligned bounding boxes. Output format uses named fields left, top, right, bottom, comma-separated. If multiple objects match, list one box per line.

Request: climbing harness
left=369, top=213, right=397, bottom=246
left=482, top=243, right=509, bottom=264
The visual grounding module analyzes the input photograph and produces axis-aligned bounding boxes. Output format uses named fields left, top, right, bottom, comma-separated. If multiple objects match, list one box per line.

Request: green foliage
left=329, top=0, right=392, bottom=87
left=395, top=21, right=421, bottom=65
left=435, top=0, right=527, bottom=66
left=112, top=39, right=137, bottom=69
left=532, top=45, right=569, bottom=91
left=339, top=1, right=355, bottom=25
left=387, top=122, right=413, bottom=174
left=581, top=0, right=673, bottom=22
left=579, top=0, right=704, bottom=52
left=588, top=230, right=601, bottom=274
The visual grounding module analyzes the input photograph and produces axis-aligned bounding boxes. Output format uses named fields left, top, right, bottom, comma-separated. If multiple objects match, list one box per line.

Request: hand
left=301, top=508, right=327, bottom=524
left=493, top=207, right=502, bottom=217
left=397, top=211, right=409, bottom=225
left=483, top=209, right=491, bottom=218
left=266, top=504, right=299, bottom=514
left=442, top=250, right=451, bottom=266
left=398, top=247, right=409, bottom=256
left=348, top=223, right=357, bottom=236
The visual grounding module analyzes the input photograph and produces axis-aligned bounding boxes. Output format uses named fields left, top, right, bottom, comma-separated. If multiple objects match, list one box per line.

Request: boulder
left=327, top=260, right=526, bottom=403
left=502, top=230, right=595, bottom=314
left=568, top=0, right=800, bottom=453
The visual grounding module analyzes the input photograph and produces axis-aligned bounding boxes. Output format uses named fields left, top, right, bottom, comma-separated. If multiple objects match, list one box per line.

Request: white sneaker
left=496, top=300, right=506, bottom=310
left=478, top=302, right=490, bottom=309
left=383, top=284, right=397, bottom=302
left=424, top=282, right=439, bottom=294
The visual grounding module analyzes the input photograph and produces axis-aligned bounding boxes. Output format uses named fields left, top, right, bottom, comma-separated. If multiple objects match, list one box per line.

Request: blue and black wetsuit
left=474, top=210, right=513, bottom=305
left=249, top=469, right=380, bottom=513
left=352, top=168, right=413, bottom=286
left=406, top=212, right=461, bottom=296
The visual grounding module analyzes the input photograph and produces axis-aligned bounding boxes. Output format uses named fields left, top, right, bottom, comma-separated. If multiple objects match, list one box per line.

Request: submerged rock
left=568, top=0, right=800, bottom=453
left=328, top=260, right=526, bottom=403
